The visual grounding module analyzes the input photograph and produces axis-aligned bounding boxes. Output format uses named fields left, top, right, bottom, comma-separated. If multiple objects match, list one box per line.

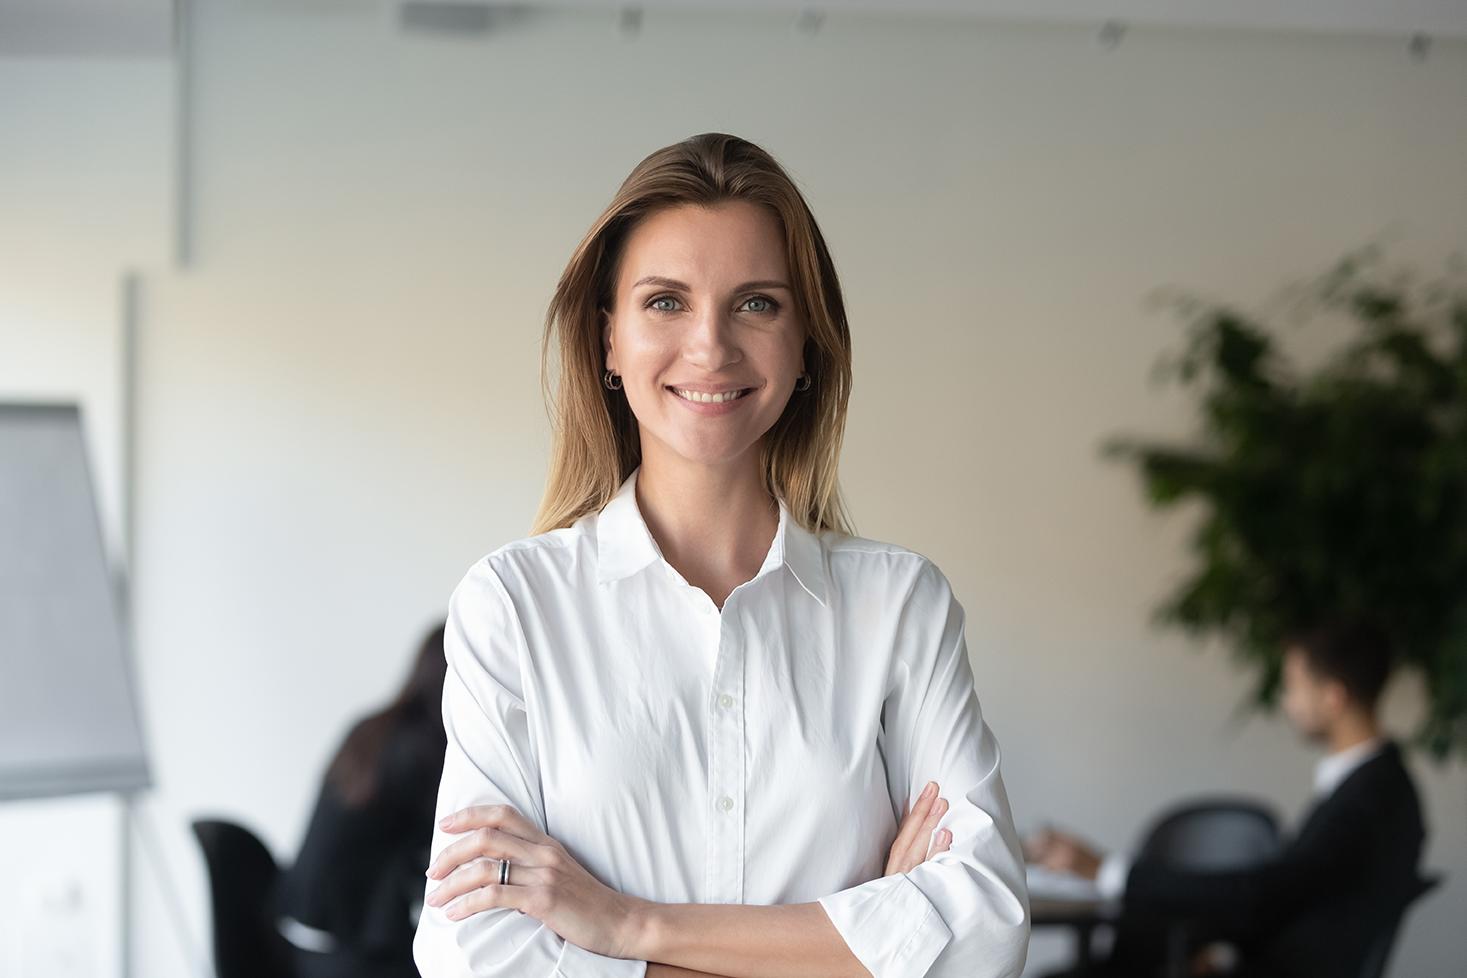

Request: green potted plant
left=1104, top=244, right=1467, bottom=761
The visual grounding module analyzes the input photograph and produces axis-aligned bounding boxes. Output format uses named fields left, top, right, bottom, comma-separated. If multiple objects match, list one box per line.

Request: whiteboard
left=0, top=402, right=151, bottom=801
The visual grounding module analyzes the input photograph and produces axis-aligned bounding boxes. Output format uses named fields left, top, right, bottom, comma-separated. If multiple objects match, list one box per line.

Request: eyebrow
left=631, top=275, right=792, bottom=293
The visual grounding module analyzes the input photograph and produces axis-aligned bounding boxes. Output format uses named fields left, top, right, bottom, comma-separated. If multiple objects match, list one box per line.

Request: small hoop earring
left=795, top=373, right=812, bottom=392
left=604, top=370, right=623, bottom=391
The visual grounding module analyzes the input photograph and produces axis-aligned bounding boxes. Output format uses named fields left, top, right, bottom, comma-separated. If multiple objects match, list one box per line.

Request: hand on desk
left=1023, top=825, right=1104, bottom=881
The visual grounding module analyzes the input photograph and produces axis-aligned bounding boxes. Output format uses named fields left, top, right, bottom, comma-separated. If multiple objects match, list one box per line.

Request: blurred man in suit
left=1026, top=619, right=1427, bottom=978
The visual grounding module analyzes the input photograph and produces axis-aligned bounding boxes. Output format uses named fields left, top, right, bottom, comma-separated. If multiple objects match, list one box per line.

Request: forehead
left=618, top=201, right=788, bottom=285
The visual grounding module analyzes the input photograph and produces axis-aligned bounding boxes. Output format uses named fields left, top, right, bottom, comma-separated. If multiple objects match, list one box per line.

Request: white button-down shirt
left=413, top=464, right=1030, bottom=978
left=1311, top=736, right=1383, bottom=799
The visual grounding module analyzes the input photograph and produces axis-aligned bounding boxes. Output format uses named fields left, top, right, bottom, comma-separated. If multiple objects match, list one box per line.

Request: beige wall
left=2, top=3, right=1463, bottom=976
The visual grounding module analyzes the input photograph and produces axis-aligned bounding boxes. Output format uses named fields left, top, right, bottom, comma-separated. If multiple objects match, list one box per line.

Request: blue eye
left=644, top=294, right=781, bottom=315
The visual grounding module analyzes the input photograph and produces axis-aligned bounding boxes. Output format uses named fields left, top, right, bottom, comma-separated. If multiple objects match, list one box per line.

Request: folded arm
left=628, top=900, right=868, bottom=978
left=640, top=560, right=1029, bottom=978
left=414, top=559, right=649, bottom=978
left=814, top=558, right=1030, bottom=978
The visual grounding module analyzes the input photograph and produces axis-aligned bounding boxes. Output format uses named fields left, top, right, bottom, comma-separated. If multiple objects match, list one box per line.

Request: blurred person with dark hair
left=1026, top=619, right=1426, bottom=978
left=276, top=619, right=449, bottom=978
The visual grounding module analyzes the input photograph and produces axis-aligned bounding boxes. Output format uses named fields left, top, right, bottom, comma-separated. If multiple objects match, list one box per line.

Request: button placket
left=705, top=601, right=746, bottom=904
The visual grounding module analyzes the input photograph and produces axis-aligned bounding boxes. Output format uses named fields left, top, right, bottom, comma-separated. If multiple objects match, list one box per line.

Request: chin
left=673, top=444, right=758, bottom=467
left=1297, top=725, right=1328, bottom=745
left=655, top=432, right=761, bottom=466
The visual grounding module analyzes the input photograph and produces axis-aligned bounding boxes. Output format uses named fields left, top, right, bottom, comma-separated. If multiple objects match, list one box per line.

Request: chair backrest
left=191, top=817, right=296, bottom=978
left=1134, top=797, right=1282, bottom=871
left=1108, top=798, right=1283, bottom=977
left=1355, top=873, right=1443, bottom=978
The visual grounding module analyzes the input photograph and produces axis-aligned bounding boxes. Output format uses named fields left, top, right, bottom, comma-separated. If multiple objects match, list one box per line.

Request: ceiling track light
left=1097, top=20, right=1127, bottom=51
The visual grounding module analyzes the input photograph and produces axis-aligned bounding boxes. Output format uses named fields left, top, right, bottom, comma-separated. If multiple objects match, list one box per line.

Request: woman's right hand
left=884, top=780, right=952, bottom=875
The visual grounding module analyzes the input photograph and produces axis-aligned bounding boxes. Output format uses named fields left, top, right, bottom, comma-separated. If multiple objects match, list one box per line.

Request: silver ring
left=499, top=858, right=510, bottom=885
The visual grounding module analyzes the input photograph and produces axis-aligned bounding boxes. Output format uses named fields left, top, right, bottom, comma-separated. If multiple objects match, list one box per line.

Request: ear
left=601, top=308, right=615, bottom=372
left=1321, top=679, right=1350, bottom=717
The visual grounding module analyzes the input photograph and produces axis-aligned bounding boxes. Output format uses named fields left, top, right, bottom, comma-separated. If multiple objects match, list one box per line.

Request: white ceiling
left=1, top=0, right=1464, bottom=57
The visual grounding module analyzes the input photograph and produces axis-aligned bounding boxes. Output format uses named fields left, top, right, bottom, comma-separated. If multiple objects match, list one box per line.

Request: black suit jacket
left=1118, top=739, right=1425, bottom=978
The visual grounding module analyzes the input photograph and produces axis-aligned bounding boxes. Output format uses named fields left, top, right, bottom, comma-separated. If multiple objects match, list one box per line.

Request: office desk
left=1031, top=897, right=1121, bottom=970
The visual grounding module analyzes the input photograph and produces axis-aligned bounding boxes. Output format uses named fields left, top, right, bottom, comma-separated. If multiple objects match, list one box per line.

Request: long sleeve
left=413, top=558, right=649, bottom=978
left=817, top=559, right=1030, bottom=978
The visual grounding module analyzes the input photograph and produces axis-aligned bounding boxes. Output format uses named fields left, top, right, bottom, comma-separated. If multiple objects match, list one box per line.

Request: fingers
left=426, top=854, right=524, bottom=911
left=926, top=827, right=953, bottom=861
left=919, top=795, right=950, bottom=858
left=888, top=781, right=954, bottom=876
left=438, top=803, right=549, bottom=846
left=434, top=876, right=536, bottom=921
left=427, top=821, right=541, bottom=881
left=426, top=828, right=552, bottom=911
left=893, top=782, right=939, bottom=854
left=922, top=793, right=949, bottom=838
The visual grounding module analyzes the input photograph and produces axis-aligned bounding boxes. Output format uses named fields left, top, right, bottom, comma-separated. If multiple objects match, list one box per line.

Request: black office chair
left=1113, top=797, right=1282, bottom=978
left=1133, top=798, right=1282, bottom=870
left=1355, top=872, right=1443, bottom=978
left=192, top=817, right=297, bottom=978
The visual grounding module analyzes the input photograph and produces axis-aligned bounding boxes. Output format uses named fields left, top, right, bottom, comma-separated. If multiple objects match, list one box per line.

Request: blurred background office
left=1, top=2, right=1464, bottom=977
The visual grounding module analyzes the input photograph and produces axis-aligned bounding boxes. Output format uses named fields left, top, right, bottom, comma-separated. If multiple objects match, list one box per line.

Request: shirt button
left=718, top=795, right=734, bottom=812
left=718, top=694, right=734, bottom=709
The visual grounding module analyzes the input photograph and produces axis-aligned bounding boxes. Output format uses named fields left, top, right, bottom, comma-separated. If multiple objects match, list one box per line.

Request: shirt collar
left=1312, top=736, right=1385, bottom=798
left=594, top=464, right=828, bottom=607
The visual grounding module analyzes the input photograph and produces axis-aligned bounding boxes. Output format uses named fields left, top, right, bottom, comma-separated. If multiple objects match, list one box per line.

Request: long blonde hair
left=530, top=132, right=856, bottom=538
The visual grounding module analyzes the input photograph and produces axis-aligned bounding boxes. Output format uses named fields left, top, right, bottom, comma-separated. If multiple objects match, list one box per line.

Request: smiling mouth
left=666, top=387, right=754, bottom=404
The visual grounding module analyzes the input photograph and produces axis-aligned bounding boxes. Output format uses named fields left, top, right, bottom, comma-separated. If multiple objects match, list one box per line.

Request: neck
left=634, top=446, right=777, bottom=591
left=1325, top=712, right=1381, bottom=754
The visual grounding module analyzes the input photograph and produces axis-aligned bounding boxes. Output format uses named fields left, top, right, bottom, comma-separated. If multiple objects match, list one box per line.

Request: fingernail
left=440, top=815, right=453, bottom=828
left=922, top=782, right=935, bottom=798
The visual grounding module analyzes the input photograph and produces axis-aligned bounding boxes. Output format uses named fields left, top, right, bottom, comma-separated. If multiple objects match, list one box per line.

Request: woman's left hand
left=424, top=804, right=647, bottom=959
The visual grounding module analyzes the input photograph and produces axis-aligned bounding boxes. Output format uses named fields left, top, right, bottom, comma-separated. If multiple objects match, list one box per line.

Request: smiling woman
left=411, top=132, right=1030, bottom=978
left=602, top=200, right=809, bottom=461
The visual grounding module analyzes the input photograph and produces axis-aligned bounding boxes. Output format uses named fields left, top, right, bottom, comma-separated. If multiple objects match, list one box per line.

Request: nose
left=683, top=303, right=742, bottom=371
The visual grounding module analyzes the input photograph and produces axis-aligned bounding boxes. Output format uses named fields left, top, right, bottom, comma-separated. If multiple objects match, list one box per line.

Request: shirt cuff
left=1095, top=851, right=1130, bottom=901
left=554, top=939, right=648, bottom=978
left=817, top=872, right=954, bottom=978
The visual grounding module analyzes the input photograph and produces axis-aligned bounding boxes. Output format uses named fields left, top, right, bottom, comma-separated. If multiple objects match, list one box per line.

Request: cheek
left=1282, top=687, right=1308, bottom=718
left=619, top=330, right=676, bottom=370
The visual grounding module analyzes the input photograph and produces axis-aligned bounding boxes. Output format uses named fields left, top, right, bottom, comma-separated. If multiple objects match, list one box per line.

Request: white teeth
left=672, top=387, right=749, bottom=404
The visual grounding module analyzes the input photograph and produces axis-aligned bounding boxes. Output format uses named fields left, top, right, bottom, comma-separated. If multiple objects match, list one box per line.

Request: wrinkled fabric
left=413, top=464, right=1030, bottom=978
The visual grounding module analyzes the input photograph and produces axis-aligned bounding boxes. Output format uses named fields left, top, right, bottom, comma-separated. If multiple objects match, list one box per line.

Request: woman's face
left=602, top=200, right=807, bottom=471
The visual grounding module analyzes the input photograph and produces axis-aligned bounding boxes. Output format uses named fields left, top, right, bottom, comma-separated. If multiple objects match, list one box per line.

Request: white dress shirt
left=1311, top=736, right=1383, bottom=799
left=413, top=463, right=1030, bottom=978
left=1093, top=737, right=1388, bottom=901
